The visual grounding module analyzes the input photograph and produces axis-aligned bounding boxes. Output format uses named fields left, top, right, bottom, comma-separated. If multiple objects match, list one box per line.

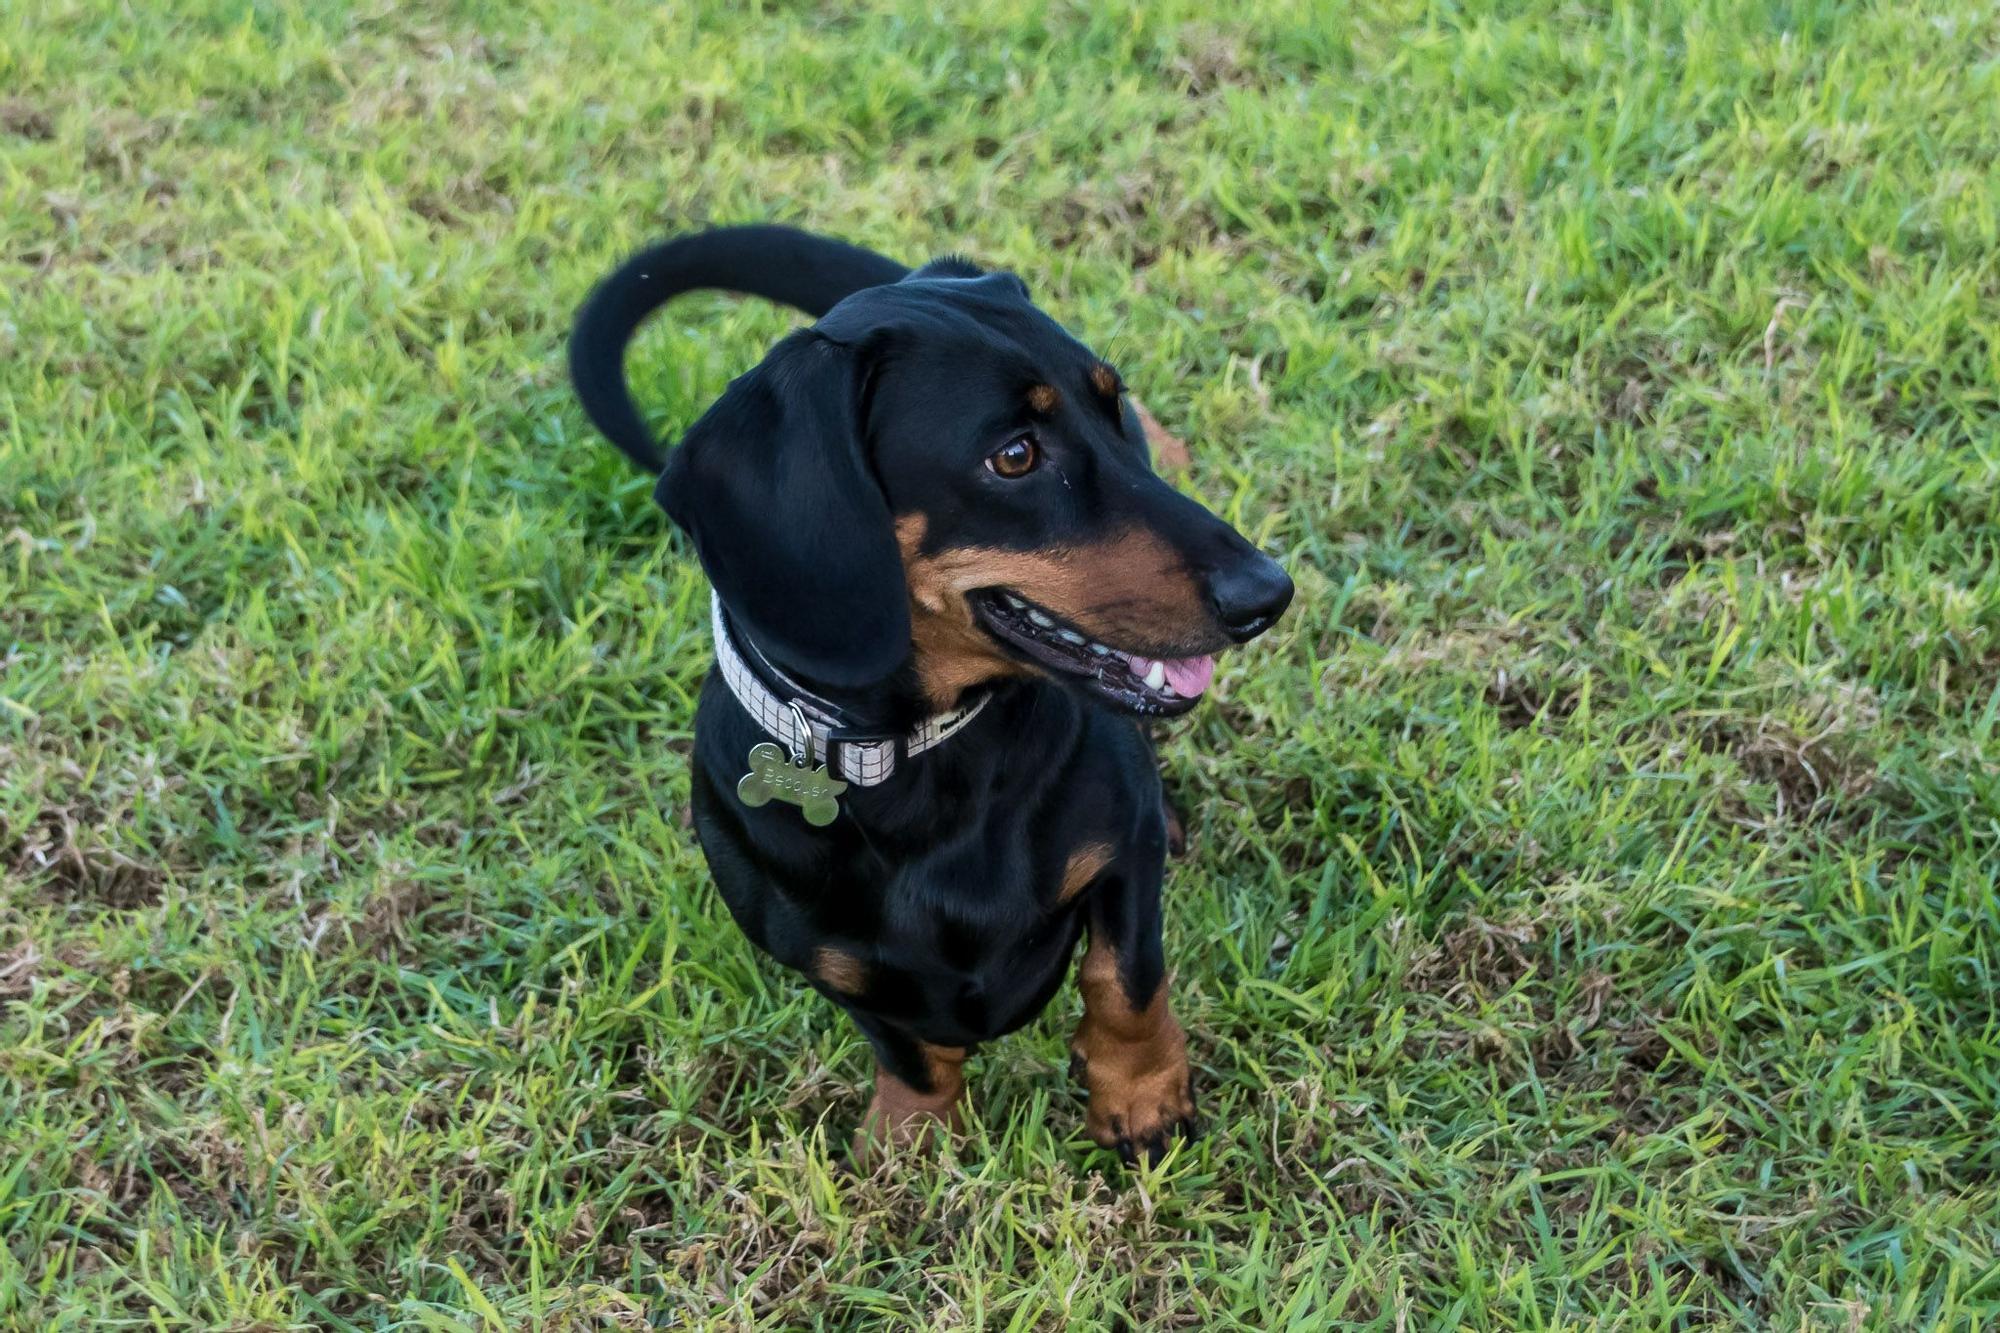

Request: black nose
left=1207, top=552, right=1294, bottom=643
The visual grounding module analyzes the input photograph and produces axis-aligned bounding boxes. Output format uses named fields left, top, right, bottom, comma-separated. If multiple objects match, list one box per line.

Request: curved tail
left=568, top=225, right=909, bottom=472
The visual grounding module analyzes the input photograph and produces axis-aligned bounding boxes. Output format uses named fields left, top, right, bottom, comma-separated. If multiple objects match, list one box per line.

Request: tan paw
left=849, top=1099, right=957, bottom=1163
left=1070, top=1042, right=1199, bottom=1165
left=849, top=1045, right=966, bottom=1164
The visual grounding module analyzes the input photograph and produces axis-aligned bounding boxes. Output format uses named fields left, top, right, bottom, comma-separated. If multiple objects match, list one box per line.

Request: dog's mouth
left=967, top=590, right=1217, bottom=717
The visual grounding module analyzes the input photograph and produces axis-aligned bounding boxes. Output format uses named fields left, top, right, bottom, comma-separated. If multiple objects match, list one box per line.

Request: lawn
left=4, top=0, right=1999, bottom=1327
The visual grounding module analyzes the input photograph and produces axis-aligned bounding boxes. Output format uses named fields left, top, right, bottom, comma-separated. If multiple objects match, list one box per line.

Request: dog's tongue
left=1162, top=654, right=1216, bottom=697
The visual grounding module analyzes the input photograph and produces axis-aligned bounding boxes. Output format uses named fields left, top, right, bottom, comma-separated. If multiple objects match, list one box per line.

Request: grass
left=4, top=0, right=2000, bottom=1326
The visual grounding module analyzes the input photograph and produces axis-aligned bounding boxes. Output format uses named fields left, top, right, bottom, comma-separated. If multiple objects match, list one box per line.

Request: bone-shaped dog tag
left=737, top=741, right=847, bottom=826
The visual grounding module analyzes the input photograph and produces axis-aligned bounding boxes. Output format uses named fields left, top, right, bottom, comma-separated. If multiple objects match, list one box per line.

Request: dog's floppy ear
left=656, top=329, right=909, bottom=688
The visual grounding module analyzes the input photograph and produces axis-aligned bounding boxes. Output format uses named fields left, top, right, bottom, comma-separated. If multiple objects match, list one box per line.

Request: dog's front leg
left=1069, top=858, right=1198, bottom=1164
left=847, top=1011, right=968, bottom=1161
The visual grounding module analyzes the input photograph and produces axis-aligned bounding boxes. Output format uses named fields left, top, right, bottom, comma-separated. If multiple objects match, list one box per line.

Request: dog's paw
left=1070, top=1048, right=1199, bottom=1166
left=849, top=1101, right=957, bottom=1165
left=849, top=1052, right=967, bottom=1166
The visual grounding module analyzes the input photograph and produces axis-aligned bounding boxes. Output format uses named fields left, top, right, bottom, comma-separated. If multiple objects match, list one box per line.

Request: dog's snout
left=1206, top=552, right=1293, bottom=643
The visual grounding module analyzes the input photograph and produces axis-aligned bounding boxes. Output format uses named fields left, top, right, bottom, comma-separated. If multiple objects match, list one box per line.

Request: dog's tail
left=568, top=225, right=909, bottom=473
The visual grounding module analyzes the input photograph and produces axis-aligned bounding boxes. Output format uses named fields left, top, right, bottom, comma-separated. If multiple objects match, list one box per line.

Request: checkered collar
left=710, top=590, right=990, bottom=788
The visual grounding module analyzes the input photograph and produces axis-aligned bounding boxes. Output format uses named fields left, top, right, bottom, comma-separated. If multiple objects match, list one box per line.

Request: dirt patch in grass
left=1487, top=666, right=1581, bottom=730
left=3, top=809, right=166, bottom=908
left=300, top=875, right=446, bottom=959
left=2, top=99, right=56, bottom=140
left=0, top=938, right=99, bottom=1000
left=1404, top=914, right=1542, bottom=1001
left=1400, top=915, right=1692, bottom=1119
left=1699, top=716, right=1878, bottom=827
left=1166, top=25, right=1256, bottom=97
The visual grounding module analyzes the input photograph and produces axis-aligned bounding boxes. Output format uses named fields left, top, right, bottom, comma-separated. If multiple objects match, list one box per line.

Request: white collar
left=710, top=591, right=990, bottom=787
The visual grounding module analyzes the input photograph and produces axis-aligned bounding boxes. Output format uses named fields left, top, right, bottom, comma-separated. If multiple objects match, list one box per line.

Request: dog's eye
left=986, top=434, right=1040, bottom=479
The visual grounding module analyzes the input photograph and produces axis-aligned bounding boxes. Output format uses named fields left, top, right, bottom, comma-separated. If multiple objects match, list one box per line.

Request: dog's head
left=658, top=260, right=1293, bottom=716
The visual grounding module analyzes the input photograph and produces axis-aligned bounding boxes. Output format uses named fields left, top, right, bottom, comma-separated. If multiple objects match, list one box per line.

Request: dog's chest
left=865, top=862, right=1079, bottom=1044
left=859, top=822, right=1077, bottom=980
left=879, top=823, right=1054, bottom=946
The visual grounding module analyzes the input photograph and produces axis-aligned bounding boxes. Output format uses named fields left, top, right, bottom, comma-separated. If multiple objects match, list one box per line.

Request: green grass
left=4, top=0, right=1999, bottom=1326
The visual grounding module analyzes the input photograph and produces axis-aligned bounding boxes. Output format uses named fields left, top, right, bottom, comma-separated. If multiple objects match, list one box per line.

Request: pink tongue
left=1162, top=655, right=1216, bottom=697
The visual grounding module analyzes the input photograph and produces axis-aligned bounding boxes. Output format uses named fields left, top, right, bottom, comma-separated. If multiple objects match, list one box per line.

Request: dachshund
left=569, top=225, right=1292, bottom=1163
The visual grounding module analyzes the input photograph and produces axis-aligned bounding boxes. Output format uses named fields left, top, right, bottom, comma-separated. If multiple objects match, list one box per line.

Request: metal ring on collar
left=785, top=700, right=814, bottom=768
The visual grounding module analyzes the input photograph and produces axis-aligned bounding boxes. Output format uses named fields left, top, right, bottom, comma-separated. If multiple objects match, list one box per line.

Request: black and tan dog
left=569, top=225, right=1292, bottom=1163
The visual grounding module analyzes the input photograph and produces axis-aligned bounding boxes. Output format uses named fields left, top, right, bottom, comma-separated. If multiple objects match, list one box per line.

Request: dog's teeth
left=1057, top=629, right=1085, bottom=645
left=1088, top=642, right=1111, bottom=656
left=1004, top=594, right=1026, bottom=609
left=1144, top=661, right=1166, bottom=690
left=1026, top=609, right=1053, bottom=627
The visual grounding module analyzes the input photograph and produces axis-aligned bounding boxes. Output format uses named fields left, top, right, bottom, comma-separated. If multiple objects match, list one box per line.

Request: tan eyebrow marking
left=1027, top=383, right=1060, bottom=414
left=1090, top=363, right=1121, bottom=397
